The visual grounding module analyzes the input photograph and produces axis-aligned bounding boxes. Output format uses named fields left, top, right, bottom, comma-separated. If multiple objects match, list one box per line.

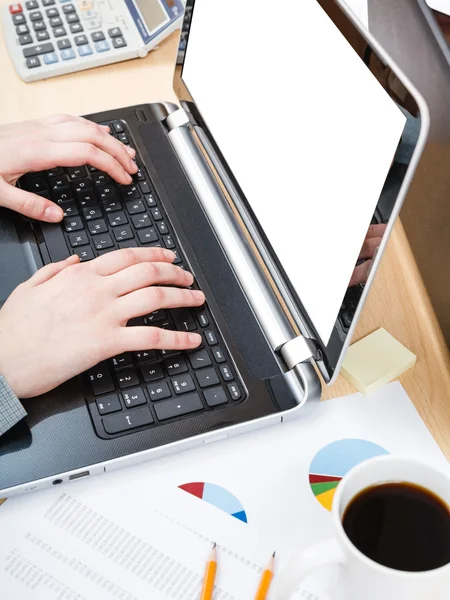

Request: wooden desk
left=0, top=12, right=449, bottom=459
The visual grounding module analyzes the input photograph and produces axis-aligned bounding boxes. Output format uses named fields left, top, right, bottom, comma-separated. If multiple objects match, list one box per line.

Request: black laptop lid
left=173, top=0, right=427, bottom=382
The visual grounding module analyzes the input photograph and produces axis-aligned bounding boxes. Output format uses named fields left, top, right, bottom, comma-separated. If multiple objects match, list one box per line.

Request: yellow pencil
left=254, top=551, right=276, bottom=600
left=200, top=543, right=217, bottom=600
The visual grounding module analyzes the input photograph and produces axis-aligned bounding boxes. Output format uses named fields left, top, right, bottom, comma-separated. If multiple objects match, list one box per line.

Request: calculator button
left=26, top=56, right=40, bottom=68
left=45, top=7, right=59, bottom=17
left=42, top=0, right=55, bottom=5
left=49, top=16, right=63, bottom=27
left=112, top=37, right=127, bottom=49
left=36, top=30, right=50, bottom=40
left=57, top=38, right=71, bottom=49
left=91, top=30, right=104, bottom=42
left=25, top=2, right=39, bottom=10
left=66, top=13, right=79, bottom=24
left=32, top=20, right=46, bottom=31
left=29, top=11, right=43, bottom=21
left=79, top=0, right=93, bottom=10
left=108, top=27, right=122, bottom=38
left=9, top=3, right=23, bottom=13
left=78, top=43, right=93, bottom=56
left=16, top=24, right=29, bottom=34
left=74, top=34, right=88, bottom=45
left=23, top=43, right=54, bottom=57
left=43, top=52, right=58, bottom=64
left=62, top=3, right=75, bottom=13
left=70, top=22, right=83, bottom=33
left=19, top=33, right=33, bottom=44
left=61, top=48, right=75, bottom=60
left=12, top=13, right=26, bottom=25
left=53, top=26, right=66, bottom=36
left=95, top=40, right=110, bottom=52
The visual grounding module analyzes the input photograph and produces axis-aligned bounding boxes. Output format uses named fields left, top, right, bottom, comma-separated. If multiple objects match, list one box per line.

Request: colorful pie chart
left=179, top=482, right=248, bottom=523
left=309, top=439, right=389, bottom=511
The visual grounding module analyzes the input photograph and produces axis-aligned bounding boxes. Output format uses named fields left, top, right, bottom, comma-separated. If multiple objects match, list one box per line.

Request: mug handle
left=273, top=538, right=345, bottom=599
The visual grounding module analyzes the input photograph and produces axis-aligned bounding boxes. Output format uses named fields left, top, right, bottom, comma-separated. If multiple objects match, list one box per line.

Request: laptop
left=0, top=0, right=429, bottom=497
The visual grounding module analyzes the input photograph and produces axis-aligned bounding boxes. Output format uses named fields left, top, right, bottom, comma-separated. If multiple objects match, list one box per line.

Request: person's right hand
left=0, top=247, right=205, bottom=399
left=0, top=114, right=137, bottom=223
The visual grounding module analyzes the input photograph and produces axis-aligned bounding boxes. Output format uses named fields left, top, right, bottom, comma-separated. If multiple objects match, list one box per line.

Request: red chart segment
left=179, top=482, right=248, bottom=523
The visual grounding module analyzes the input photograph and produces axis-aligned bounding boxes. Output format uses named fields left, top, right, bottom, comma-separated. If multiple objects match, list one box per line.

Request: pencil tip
left=272, top=551, right=276, bottom=557
left=213, top=542, right=217, bottom=549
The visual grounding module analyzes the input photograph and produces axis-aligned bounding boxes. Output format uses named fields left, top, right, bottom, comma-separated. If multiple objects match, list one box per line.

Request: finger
left=110, top=262, right=193, bottom=297
left=23, top=254, right=80, bottom=288
left=365, top=224, right=387, bottom=239
left=120, top=326, right=202, bottom=352
left=41, top=114, right=110, bottom=132
left=117, top=287, right=205, bottom=321
left=92, top=247, right=176, bottom=276
left=0, top=179, right=63, bottom=222
left=49, top=121, right=137, bottom=175
left=44, top=142, right=135, bottom=185
left=359, top=237, right=382, bottom=260
left=349, top=260, right=373, bottom=287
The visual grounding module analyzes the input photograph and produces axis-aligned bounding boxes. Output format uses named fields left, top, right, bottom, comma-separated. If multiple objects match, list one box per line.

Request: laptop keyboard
left=19, top=120, right=245, bottom=439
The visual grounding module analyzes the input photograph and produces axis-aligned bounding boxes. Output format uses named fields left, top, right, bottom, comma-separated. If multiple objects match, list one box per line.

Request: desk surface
left=0, top=18, right=449, bottom=457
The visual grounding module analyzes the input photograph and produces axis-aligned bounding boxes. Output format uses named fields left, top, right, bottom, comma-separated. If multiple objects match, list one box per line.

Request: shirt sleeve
left=0, top=374, right=27, bottom=436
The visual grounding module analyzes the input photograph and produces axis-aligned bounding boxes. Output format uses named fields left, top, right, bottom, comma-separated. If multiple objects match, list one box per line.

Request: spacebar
left=41, top=223, right=70, bottom=263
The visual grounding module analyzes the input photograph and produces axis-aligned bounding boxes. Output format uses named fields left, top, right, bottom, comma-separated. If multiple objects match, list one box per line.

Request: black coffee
left=342, top=482, right=450, bottom=572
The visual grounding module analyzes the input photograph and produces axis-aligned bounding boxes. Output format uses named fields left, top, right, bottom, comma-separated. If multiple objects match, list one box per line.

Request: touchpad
left=0, top=210, right=34, bottom=307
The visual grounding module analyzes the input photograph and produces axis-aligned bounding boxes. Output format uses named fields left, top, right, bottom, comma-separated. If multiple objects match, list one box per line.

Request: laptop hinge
left=280, top=336, right=317, bottom=371
left=165, top=108, right=190, bottom=131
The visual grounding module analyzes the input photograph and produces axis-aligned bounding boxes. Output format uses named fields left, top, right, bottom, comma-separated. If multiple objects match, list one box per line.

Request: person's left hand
left=0, top=114, right=138, bottom=223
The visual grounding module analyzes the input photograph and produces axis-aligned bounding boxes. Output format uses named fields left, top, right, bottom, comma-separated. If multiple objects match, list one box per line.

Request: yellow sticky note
left=341, top=328, right=416, bottom=395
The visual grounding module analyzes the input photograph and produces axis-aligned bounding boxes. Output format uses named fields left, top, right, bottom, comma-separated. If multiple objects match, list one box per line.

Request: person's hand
left=349, top=224, right=387, bottom=287
left=0, top=114, right=138, bottom=223
left=0, top=248, right=205, bottom=399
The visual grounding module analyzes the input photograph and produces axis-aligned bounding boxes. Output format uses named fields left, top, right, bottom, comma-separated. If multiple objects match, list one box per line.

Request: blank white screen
left=182, top=0, right=406, bottom=344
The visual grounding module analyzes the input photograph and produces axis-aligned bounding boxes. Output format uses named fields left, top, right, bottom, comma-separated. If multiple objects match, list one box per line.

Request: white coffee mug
left=273, top=456, right=450, bottom=600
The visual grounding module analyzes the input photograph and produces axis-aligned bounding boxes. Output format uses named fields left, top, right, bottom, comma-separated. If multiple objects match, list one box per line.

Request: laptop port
left=69, top=471, right=90, bottom=481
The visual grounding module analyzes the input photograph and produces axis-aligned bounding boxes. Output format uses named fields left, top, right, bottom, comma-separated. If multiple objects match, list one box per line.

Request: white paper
left=1, top=383, right=447, bottom=600
left=342, top=0, right=369, bottom=27
left=182, top=0, right=406, bottom=344
left=426, top=0, right=450, bottom=16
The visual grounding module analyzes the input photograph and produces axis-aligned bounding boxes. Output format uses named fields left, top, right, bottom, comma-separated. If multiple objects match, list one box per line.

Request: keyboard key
left=67, top=166, right=87, bottom=180
left=138, top=228, right=158, bottom=244
left=144, top=194, right=156, bottom=208
left=53, top=26, right=66, bottom=36
left=44, top=51, right=58, bottom=64
left=70, top=22, right=84, bottom=34
left=144, top=310, right=167, bottom=324
left=78, top=43, right=92, bottom=56
left=189, top=349, right=212, bottom=370
left=151, top=207, right=162, bottom=221
left=16, top=24, right=30, bottom=34
left=74, top=33, right=88, bottom=45
left=93, top=234, right=114, bottom=251
left=111, top=353, right=133, bottom=370
left=68, top=231, right=89, bottom=247
left=103, top=406, right=153, bottom=434
left=73, top=246, right=94, bottom=261
left=82, top=206, right=101, bottom=221
left=89, top=219, right=108, bottom=235
left=227, top=383, right=241, bottom=400
left=147, top=381, right=171, bottom=401
left=112, top=36, right=127, bottom=49
left=122, top=387, right=147, bottom=408
left=46, top=7, right=59, bottom=17
left=96, top=393, right=121, bottom=415
left=163, top=235, right=175, bottom=249
left=29, top=10, right=43, bottom=20
left=77, top=191, right=97, bottom=206
left=112, top=120, right=124, bottom=133
left=135, top=169, right=145, bottom=181
left=23, top=42, right=54, bottom=57
left=212, top=347, right=226, bottom=363
left=117, top=369, right=139, bottom=389
left=19, top=33, right=33, bottom=44
left=49, top=16, right=62, bottom=26
left=131, top=213, right=151, bottom=229
left=219, top=365, right=233, bottom=381
left=125, top=199, right=145, bottom=215
left=64, top=216, right=83, bottom=232
left=91, top=30, right=105, bottom=42
left=62, top=3, right=75, bottom=13
left=25, top=1, right=39, bottom=9
left=97, top=184, right=116, bottom=200
left=121, top=184, right=139, bottom=200
left=114, top=225, right=134, bottom=242
left=154, top=393, right=203, bottom=421
left=13, top=13, right=26, bottom=25
left=66, top=12, right=79, bottom=23
left=57, top=38, right=71, bottom=49
left=196, top=368, right=220, bottom=389
left=164, top=357, right=188, bottom=376
left=93, top=172, right=112, bottom=186
left=95, top=40, right=110, bottom=52
left=172, top=374, right=195, bottom=395
left=157, top=221, right=169, bottom=235
left=48, top=175, right=67, bottom=190
left=173, top=310, right=196, bottom=332
left=89, top=363, right=115, bottom=395
left=108, top=211, right=128, bottom=227
left=135, top=350, right=158, bottom=364
left=108, top=26, right=122, bottom=38
left=139, top=180, right=151, bottom=194
left=203, top=386, right=228, bottom=407
left=28, top=175, right=48, bottom=193
left=102, top=198, right=122, bottom=213
left=36, top=30, right=50, bottom=40
left=141, top=363, right=163, bottom=382
left=62, top=200, right=78, bottom=217
left=197, top=312, right=209, bottom=328
left=205, top=331, right=218, bottom=346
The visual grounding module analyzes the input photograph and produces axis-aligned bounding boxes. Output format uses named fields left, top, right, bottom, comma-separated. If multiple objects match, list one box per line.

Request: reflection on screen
left=182, top=0, right=407, bottom=345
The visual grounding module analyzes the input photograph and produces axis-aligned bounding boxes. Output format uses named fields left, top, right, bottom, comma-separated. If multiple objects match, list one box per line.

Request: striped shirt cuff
left=0, top=375, right=27, bottom=436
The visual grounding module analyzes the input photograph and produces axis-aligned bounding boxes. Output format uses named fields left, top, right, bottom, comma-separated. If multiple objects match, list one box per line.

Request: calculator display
left=136, top=0, right=168, bottom=33
left=125, top=0, right=184, bottom=44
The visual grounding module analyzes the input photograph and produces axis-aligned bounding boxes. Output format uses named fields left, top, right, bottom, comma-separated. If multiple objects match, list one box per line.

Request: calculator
left=2, top=0, right=185, bottom=82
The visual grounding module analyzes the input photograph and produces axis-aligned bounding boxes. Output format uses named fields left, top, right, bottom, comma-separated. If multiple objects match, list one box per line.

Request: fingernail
left=163, top=249, right=175, bottom=260
left=192, top=290, right=205, bottom=301
left=126, top=173, right=133, bottom=183
left=44, top=205, right=63, bottom=222
left=188, top=333, right=202, bottom=345
left=127, top=147, right=136, bottom=156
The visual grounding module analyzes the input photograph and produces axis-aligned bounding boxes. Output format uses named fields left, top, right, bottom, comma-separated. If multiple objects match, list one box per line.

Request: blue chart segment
left=179, top=482, right=248, bottom=523
left=309, top=439, right=389, bottom=511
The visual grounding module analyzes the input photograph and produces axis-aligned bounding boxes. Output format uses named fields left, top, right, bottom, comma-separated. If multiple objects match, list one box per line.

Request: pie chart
left=309, top=439, right=389, bottom=511
left=179, top=482, right=248, bottom=523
